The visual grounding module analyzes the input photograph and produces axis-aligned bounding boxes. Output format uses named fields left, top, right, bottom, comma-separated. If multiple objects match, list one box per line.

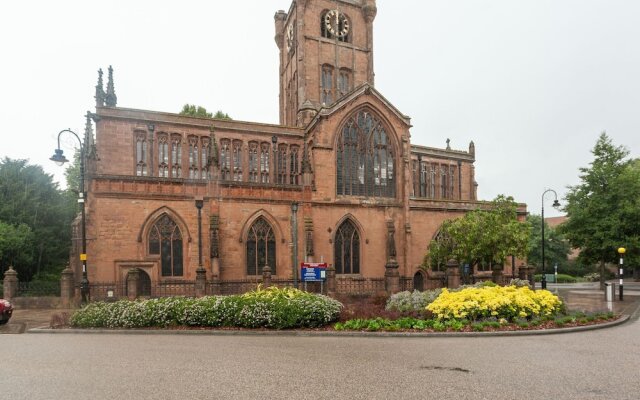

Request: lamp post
left=618, top=247, right=625, bottom=301
left=541, top=189, right=560, bottom=290
left=50, top=129, right=89, bottom=302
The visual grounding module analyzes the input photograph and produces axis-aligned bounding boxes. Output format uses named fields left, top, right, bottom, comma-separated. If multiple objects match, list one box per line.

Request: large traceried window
left=336, top=110, right=395, bottom=198
left=246, top=217, right=276, bottom=275
left=334, top=219, right=360, bottom=274
left=148, top=214, right=183, bottom=277
left=135, top=131, right=148, bottom=176
left=321, top=64, right=334, bottom=105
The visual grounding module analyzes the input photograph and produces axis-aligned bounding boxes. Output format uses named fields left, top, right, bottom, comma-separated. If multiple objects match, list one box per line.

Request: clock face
left=286, top=23, right=295, bottom=52
left=324, top=10, right=349, bottom=38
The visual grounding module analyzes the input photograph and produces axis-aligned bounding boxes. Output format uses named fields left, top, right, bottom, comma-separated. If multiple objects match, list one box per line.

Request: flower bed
left=70, top=286, right=342, bottom=329
left=427, top=286, right=563, bottom=321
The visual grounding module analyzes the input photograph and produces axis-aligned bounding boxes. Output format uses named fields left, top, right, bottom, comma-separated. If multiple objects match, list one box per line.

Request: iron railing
left=16, top=281, right=61, bottom=297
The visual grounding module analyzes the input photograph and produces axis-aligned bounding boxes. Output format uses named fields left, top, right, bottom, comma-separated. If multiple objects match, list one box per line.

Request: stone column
left=126, top=268, right=141, bottom=301
left=262, top=265, right=272, bottom=288
left=326, top=265, right=336, bottom=296
left=60, top=265, right=75, bottom=307
left=385, top=260, right=400, bottom=295
left=446, top=259, right=460, bottom=289
left=492, top=265, right=504, bottom=285
left=518, top=264, right=527, bottom=280
left=519, top=265, right=535, bottom=289
left=210, top=272, right=220, bottom=295
left=3, top=266, right=18, bottom=301
left=195, top=266, right=207, bottom=297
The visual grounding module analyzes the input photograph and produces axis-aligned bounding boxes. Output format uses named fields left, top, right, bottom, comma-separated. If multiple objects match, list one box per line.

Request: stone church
left=76, top=0, right=525, bottom=298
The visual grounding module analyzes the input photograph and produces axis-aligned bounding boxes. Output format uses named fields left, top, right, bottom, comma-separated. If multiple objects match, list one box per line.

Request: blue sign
left=300, top=263, right=327, bottom=282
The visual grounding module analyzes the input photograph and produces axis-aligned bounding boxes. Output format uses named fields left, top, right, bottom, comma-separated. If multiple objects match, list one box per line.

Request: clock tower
left=275, top=0, right=377, bottom=126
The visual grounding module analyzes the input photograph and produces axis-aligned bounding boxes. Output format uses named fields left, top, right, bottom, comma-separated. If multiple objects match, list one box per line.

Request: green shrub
left=70, top=287, right=343, bottom=329
left=385, top=289, right=442, bottom=312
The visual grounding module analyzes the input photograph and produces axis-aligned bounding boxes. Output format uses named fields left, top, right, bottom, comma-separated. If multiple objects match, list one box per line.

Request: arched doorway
left=126, top=269, right=152, bottom=297
left=413, top=271, right=425, bottom=291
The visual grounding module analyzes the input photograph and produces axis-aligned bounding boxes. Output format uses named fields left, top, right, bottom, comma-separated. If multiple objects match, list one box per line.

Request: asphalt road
left=2, top=315, right=639, bottom=400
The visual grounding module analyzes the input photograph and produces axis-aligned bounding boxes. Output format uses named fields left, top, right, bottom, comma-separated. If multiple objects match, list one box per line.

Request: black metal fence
left=335, top=277, right=385, bottom=295
left=16, top=281, right=61, bottom=297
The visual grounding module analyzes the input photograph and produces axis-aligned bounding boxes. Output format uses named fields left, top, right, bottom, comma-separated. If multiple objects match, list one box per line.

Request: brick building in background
left=76, top=0, right=526, bottom=297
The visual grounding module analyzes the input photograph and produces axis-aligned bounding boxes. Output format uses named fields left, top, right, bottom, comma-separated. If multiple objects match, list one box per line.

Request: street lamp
left=618, top=247, right=625, bottom=301
left=50, top=129, right=89, bottom=302
left=541, top=189, right=560, bottom=290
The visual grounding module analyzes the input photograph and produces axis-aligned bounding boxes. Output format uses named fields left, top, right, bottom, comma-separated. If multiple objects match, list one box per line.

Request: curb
left=27, top=314, right=630, bottom=338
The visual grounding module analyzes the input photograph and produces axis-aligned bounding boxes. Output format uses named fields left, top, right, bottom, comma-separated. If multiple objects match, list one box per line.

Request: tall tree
left=561, top=133, right=639, bottom=287
left=426, top=195, right=530, bottom=270
left=526, top=214, right=571, bottom=271
left=0, top=158, right=74, bottom=280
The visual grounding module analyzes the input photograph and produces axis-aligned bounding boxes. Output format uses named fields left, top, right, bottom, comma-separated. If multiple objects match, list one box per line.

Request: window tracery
left=336, top=110, right=395, bottom=198
left=135, top=131, right=148, bottom=177
left=334, top=219, right=360, bottom=274
left=148, top=214, right=183, bottom=277
left=246, top=217, right=276, bottom=275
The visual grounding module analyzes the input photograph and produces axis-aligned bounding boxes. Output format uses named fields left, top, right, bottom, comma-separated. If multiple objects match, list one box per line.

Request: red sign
left=301, top=262, right=328, bottom=269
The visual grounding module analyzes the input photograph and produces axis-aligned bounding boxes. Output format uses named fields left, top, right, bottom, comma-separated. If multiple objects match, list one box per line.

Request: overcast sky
left=2, top=0, right=639, bottom=218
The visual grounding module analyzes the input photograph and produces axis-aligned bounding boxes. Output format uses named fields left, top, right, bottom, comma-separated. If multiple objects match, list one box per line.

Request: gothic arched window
left=336, top=110, right=395, bottom=197
left=148, top=214, right=183, bottom=277
left=334, top=219, right=360, bottom=274
left=246, top=217, right=276, bottom=275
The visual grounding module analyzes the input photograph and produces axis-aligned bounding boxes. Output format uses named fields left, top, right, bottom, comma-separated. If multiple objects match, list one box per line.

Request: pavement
left=1, top=280, right=639, bottom=334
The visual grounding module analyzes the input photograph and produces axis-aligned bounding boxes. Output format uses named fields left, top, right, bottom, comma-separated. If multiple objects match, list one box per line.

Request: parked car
left=0, top=299, right=13, bottom=325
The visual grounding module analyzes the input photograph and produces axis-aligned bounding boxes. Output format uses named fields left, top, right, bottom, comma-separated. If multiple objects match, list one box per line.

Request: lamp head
left=618, top=247, right=626, bottom=255
left=552, top=199, right=560, bottom=208
left=49, top=149, right=68, bottom=166
left=195, top=198, right=204, bottom=209
left=271, top=135, right=278, bottom=144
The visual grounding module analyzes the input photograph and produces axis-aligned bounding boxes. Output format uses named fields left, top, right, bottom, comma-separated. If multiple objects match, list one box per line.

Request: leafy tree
left=561, top=133, right=640, bottom=287
left=526, top=214, right=571, bottom=271
left=179, top=104, right=232, bottom=120
left=0, top=222, right=35, bottom=274
left=213, top=110, right=232, bottom=120
left=0, top=158, right=74, bottom=280
left=425, top=195, right=530, bottom=270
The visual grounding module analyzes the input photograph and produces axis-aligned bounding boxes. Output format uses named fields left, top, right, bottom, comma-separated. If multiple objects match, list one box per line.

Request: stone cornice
left=96, top=107, right=304, bottom=138
left=411, top=145, right=475, bottom=163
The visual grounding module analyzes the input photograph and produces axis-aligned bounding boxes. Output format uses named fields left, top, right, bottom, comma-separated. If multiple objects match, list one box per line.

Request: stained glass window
left=334, top=219, right=360, bottom=274
left=336, top=110, right=395, bottom=198
left=246, top=217, right=276, bottom=275
left=148, top=214, right=183, bottom=277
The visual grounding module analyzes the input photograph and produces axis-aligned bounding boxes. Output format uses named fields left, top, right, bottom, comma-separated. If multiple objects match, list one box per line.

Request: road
left=2, top=316, right=639, bottom=400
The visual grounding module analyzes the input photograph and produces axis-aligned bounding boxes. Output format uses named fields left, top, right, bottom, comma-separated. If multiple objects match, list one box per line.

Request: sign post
left=300, top=262, right=328, bottom=293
